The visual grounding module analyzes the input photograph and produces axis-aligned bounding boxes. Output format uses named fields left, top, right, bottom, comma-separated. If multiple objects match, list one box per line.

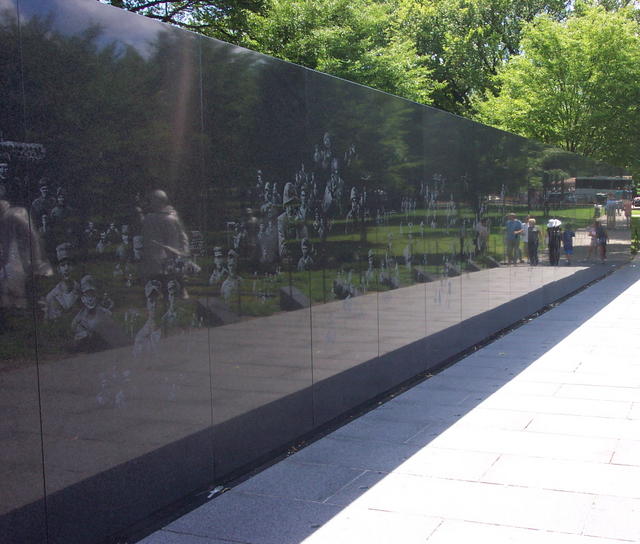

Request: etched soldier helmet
left=80, top=275, right=97, bottom=293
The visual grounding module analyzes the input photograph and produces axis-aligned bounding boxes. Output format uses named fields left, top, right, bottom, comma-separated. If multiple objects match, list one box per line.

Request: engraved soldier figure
left=345, top=186, right=360, bottom=233
left=220, top=249, right=241, bottom=302
left=31, top=178, right=55, bottom=225
left=140, top=189, right=189, bottom=279
left=208, top=246, right=228, bottom=285
left=297, top=238, right=313, bottom=272
left=71, top=275, right=129, bottom=352
left=365, top=249, right=376, bottom=286
left=85, top=221, right=99, bottom=244
left=96, top=231, right=109, bottom=254
left=43, top=243, right=79, bottom=320
left=277, top=183, right=307, bottom=259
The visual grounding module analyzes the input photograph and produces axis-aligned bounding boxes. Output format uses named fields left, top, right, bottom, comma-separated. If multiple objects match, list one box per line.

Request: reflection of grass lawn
left=4, top=204, right=603, bottom=362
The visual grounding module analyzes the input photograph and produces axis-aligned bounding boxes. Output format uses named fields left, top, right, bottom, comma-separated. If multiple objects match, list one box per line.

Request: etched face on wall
left=81, top=290, right=98, bottom=310
left=58, top=260, right=73, bottom=280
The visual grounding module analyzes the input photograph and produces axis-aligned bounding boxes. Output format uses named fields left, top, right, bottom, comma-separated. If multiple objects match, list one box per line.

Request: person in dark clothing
left=527, top=218, right=543, bottom=266
left=594, top=220, right=609, bottom=263
left=562, top=224, right=575, bottom=265
left=547, top=218, right=562, bottom=266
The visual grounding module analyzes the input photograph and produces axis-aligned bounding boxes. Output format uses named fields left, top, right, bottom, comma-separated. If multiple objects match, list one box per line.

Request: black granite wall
left=0, top=1, right=626, bottom=542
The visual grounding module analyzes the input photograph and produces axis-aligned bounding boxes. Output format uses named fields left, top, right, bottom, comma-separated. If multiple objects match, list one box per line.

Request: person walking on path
left=606, top=193, right=617, bottom=228
left=594, top=219, right=609, bottom=263
left=505, top=213, right=523, bottom=264
left=562, top=223, right=575, bottom=265
left=547, top=218, right=562, bottom=266
left=520, top=214, right=530, bottom=263
left=526, top=218, right=543, bottom=266
left=586, top=222, right=597, bottom=262
left=624, top=199, right=632, bottom=228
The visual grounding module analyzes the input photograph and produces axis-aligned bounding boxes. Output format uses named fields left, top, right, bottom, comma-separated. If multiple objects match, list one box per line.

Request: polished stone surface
left=0, top=0, right=631, bottom=542
left=145, top=261, right=640, bottom=544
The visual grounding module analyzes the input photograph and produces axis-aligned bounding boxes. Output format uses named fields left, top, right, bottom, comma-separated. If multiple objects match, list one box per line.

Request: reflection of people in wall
left=605, top=193, right=617, bottom=228
left=520, top=215, right=530, bottom=263
left=546, top=219, right=562, bottom=266
left=624, top=199, right=632, bottom=227
left=505, top=213, right=523, bottom=264
left=297, top=238, right=313, bottom=271
left=71, top=275, right=129, bottom=352
left=562, top=223, right=575, bottom=265
left=0, top=194, right=52, bottom=309
left=526, top=218, right=543, bottom=266
left=141, top=189, right=189, bottom=278
left=44, top=243, right=79, bottom=320
left=594, top=220, right=609, bottom=263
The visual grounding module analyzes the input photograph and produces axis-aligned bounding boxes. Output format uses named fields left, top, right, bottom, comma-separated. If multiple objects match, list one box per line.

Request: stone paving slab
left=140, top=261, right=640, bottom=544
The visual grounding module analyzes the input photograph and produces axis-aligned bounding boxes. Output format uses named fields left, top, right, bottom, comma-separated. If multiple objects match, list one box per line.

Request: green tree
left=474, top=5, right=640, bottom=169
left=99, top=0, right=266, bottom=42
left=243, top=0, right=437, bottom=105
left=394, top=0, right=567, bottom=115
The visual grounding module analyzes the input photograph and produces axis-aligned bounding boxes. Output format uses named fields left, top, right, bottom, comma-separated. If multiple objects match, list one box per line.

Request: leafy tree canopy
left=243, top=0, right=438, bottom=105
left=99, top=0, right=266, bottom=42
left=393, top=0, right=567, bottom=115
left=474, top=4, right=640, bottom=169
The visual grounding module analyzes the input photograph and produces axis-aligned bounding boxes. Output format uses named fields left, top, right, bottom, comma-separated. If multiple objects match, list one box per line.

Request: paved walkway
left=140, top=260, right=640, bottom=544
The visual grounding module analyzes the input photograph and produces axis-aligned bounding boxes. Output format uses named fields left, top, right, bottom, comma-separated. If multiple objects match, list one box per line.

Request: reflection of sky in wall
left=17, top=0, right=272, bottom=68
left=18, top=0, right=166, bottom=59
left=0, top=0, right=16, bottom=16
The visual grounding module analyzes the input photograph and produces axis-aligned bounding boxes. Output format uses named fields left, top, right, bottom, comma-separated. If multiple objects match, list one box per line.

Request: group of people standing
left=504, top=212, right=606, bottom=266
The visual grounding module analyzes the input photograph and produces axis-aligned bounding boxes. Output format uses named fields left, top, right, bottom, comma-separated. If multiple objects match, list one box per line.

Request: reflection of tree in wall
left=12, top=16, right=203, bottom=225
left=200, top=46, right=306, bottom=231
left=0, top=14, right=23, bottom=143
left=305, top=76, right=425, bottom=204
